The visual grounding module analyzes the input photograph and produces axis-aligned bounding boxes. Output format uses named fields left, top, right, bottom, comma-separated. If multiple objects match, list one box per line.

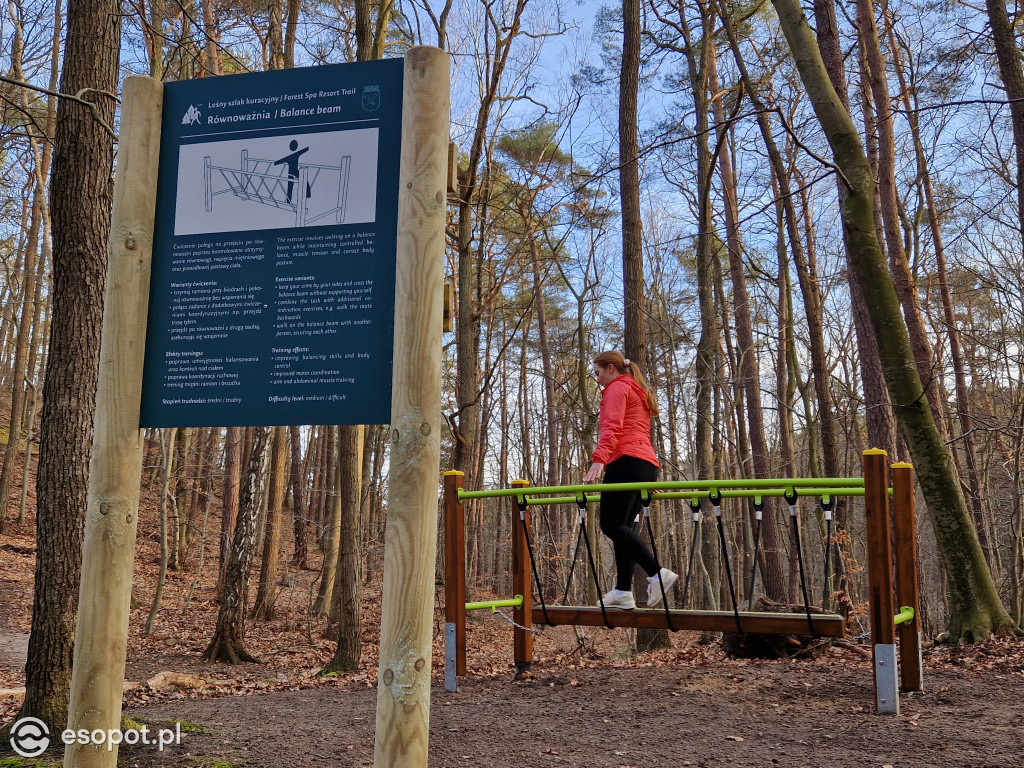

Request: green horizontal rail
left=465, top=595, right=524, bottom=612
left=894, top=606, right=915, bottom=625
left=458, top=477, right=865, bottom=501
left=526, top=487, right=866, bottom=507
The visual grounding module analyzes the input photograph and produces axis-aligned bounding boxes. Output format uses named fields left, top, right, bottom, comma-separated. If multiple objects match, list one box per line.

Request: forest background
left=2, top=0, right=1024, bottom=743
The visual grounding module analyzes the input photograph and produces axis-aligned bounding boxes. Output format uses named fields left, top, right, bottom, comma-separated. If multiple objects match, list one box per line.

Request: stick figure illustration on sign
left=274, top=140, right=311, bottom=203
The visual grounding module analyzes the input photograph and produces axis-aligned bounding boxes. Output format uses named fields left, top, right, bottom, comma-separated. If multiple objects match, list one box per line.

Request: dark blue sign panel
left=141, top=59, right=403, bottom=427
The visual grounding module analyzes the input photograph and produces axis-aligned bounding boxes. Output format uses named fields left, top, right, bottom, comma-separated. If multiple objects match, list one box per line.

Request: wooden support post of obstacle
left=892, top=462, right=923, bottom=692
left=64, top=76, right=163, bottom=768
left=372, top=46, right=450, bottom=768
left=443, top=470, right=466, bottom=692
left=511, top=479, right=533, bottom=674
left=863, top=448, right=899, bottom=715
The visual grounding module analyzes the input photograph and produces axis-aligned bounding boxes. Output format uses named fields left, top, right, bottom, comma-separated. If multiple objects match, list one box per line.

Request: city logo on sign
left=182, top=105, right=202, bottom=125
left=362, top=86, right=381, bottom=112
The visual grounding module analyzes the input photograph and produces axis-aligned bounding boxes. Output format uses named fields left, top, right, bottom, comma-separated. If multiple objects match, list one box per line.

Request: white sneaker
left=601, top=589, right=636, bottom=610
left=647, top=568, right=678, bottom=607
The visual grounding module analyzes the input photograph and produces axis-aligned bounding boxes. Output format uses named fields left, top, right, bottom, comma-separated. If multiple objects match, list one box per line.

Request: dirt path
left=0, top=632, right=28, bottom=669
left=118, top=658, right=1024, bottom=768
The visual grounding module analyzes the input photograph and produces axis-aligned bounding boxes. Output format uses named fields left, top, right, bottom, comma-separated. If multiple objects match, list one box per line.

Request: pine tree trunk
left=984, top=0, right=1024, bottom=260
left=290, top=424, right=309, bottom=568
left=770, top=0, right=1019, bottom=642
left=886, top=20, right=993, bottom=569
left=810, top=0, right=897, bottom=454
left=0, top=8, right=46, bottom=520
left=11, top=0, right=120, bottom=733
left=315, top=426, right=340, bottom=615
left=324, top=424, right=362, bottom=671
left=146, top=428, right=177, bottom=635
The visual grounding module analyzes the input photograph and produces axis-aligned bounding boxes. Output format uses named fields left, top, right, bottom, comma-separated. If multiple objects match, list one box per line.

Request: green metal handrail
left=465, top=595, right=524, bottom=612
left=457, top=477, right=865, bottom=502
left=524, top=487, right=866, bottom=507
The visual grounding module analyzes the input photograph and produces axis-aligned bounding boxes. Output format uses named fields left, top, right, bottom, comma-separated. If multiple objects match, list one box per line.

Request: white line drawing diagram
left=173, top=128, right=379, bottom=235
left=204, top=143, right=352, bottom=228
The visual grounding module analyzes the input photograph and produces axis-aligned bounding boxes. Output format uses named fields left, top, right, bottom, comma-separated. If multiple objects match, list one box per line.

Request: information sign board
left=140, top=59, right=403, bottom=427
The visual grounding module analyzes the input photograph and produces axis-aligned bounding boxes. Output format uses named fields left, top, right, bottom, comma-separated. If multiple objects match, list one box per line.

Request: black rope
left=576, top=494, right=613, bottom=629
left=640, top=491, right=675, bottom=632
left=710, top=489, right=743, bottom=634
left=561, top=521, right=585, bottom=605
left=821, top=495, right=834, bottom=612
left=517, top=495, right=552, bottom=626
left=747, top=496, right=764, bottom=610
left=680, top=498, right=701, bottom=609
left=784, top=488, right=817, bottom=638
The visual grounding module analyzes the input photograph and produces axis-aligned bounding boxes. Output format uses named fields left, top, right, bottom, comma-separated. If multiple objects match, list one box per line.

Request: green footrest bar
left=466, top=595, right=524, bottom=612
left=894, top=606, right=914, bottom=625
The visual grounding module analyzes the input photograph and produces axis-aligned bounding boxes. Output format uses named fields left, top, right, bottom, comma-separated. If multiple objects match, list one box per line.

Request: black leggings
left=599, top=455, right=659, bottom=591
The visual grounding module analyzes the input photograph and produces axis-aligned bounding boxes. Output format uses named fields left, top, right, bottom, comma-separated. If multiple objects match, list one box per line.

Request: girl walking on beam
left=584, top=350, right=677, bottom=610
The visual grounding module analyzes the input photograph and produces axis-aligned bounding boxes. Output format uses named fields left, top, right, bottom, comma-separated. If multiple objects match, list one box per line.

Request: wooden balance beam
left=531, top=606, right=846, bottom=637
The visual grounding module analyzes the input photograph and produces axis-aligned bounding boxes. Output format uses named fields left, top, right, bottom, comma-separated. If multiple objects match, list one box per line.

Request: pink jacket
left=592, top=375, right=659, bottom=467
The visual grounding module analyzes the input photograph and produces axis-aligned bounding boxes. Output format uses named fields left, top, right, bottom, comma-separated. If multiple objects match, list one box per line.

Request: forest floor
left=2, top=446, right=1024, bottom=767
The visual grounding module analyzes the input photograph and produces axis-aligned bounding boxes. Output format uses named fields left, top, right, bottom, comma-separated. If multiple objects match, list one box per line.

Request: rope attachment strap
left=747, top=495, right=764, bottom=610
left=641, top=491, right=675, bottom=631
left=517, top=494, right=552, bottom=627
left=575, top=493, right=613, bottom=629
left=821, top=495, right=835, bottom=611
left=680, top=497, right=701, bottom=609
left=785, top=488, right=818, bottom=638
left=709, top=489, right=743, bottom=634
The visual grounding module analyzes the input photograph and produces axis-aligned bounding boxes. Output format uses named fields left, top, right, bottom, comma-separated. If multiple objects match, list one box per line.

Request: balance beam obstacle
left=531, top=606, right=846, bottom=636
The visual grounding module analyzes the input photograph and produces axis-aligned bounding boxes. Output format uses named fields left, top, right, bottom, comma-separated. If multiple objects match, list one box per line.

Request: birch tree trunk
left=203, top=426, right=273, bottom=663
left=219, top=426, right=243, bottom=596
left=253, top=425, right=288, bottom=620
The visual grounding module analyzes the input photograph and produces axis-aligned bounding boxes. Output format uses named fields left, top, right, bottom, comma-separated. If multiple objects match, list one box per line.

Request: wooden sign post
left=373, top=46, right=451, bottom=768
left=65, top=76, right=163, bottom=768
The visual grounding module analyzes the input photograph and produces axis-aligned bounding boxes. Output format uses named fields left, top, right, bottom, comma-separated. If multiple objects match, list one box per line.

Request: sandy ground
left=112, top=655, right=1024, bottom=768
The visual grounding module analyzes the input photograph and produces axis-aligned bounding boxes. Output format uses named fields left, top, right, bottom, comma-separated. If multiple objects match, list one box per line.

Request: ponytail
left=593, top=350, right=660, bottom=416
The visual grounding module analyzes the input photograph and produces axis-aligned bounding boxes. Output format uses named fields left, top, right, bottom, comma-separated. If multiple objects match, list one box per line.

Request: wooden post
left=373, top=46, right=450, bottom=768
left=443, top=471, right=466, bottom=691
left=891, top=461, right=923, bottom=692
left=64, top=76, right=163, bottom=768
left=863, top=448, right=898, bottom=715
left=511, top=479, right=533, bottom=674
